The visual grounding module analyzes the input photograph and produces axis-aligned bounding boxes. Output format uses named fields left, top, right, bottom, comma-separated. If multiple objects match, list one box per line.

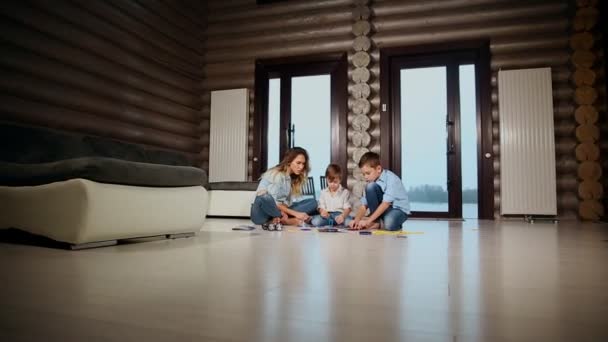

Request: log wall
left=0, top=0, right=206, bottom=164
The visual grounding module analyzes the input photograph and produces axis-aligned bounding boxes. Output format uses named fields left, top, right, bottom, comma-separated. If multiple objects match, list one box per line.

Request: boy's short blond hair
left=325, top=164, right=342, bottom=182
left=358, top=152, right=381, bottom=168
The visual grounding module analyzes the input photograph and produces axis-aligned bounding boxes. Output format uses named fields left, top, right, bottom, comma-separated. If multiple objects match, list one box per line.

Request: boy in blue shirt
left=349, top=152, right=410, bottom=231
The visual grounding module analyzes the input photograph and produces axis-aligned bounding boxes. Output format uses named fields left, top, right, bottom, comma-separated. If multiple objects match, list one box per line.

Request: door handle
left=286, top=124, right=295, bottom=148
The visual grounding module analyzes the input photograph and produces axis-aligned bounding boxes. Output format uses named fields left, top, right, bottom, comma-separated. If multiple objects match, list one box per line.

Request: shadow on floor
left=0, top=228, right=71, bottom=249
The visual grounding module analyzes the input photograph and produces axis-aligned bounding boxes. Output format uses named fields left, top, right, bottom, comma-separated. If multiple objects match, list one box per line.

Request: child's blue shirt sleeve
left=359, top=170, right=410, bottom=214
left=382, top=170, right=410, bottom=214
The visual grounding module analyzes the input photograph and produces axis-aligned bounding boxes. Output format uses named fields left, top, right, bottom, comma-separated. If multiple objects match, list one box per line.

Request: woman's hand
left=319, top=209, right=329, bottom=218
left=294, top=212, right=309, bottom=221
left=335, top=214, right=345, bottom=224
left=349, top=219, right=359, bottom=230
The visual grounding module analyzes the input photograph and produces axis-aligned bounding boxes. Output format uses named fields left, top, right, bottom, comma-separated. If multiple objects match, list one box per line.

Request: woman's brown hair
left=267, top=147, right=310, bottom=196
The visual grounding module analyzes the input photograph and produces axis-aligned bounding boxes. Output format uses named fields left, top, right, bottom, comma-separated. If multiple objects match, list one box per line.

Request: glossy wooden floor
left=1, top=218, right=608, bottom=341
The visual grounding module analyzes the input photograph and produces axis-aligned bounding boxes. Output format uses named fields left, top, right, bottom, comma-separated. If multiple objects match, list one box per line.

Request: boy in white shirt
left=311, top=164, right=352, bottom=227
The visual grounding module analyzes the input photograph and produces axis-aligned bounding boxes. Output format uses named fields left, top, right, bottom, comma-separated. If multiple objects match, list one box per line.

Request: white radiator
left=209, top=89, right=249, bottom=182
left=498, top=68, right=557, bottom=216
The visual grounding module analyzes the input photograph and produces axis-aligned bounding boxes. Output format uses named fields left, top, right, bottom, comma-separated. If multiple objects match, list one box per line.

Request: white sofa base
left=207, top=190, right=255, bottom=217
left=0, top=179, right=208, bottom=245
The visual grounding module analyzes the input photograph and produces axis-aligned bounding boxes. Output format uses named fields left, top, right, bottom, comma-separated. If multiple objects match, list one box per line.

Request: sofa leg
left=165, top=232, right=195, bottom=240
left=70, top=240, right=117, bottom=250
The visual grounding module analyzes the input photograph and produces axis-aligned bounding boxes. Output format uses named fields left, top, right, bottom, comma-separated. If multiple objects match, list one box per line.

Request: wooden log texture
left=573, top=7, right=599, bottom=31
left=575, top=123, right=600, bottom=141
left=0, top=95, right=201, bottom=153
left=375, top=20, right=569, bottom=48
left=570, top=32, right=594, bottom=50
left=579, top=199, right=603, bottom=220
left=572, top=50, right=596, bottom=69
left=557, top=177, right=579, bottom=192
left=574, top=85, right=598, bottom=105
left=353, top=166, right=364, bottom=181
left=353, top=0, right=370, bottom=7
left=352, top=67, right=370, bottom=83
left=578, top=161, right=602, bottom=180
left=208, top=0, right=351, bottom=21
left=353, top=147, right=370, bottom=164
left=352, top=114, right=371, bottom=131
left=352, top=20, right=371, bottom=36
left=351, top=83, right=371, bottom=99
left=353, top=35, right=371, bottom=51
left=0, top=72, right=199, bottom=137
left=0, top=49, right=200, bottom=123
left=352, top=181, right=365, bottom=198
left=575, top=142, right=600, bottom=161
left=351, top=131, right=371, bottom=147
left=352, top=5, right=370, bottom=20
left=578, top=180, right=603, bottom=200
left=573, top=68, right=596, bottom=86
left=0, top=3, right=202, bottom=92
left=576, top=0, right=598, bottom=7
left=0, top=0, right=205, bottom=163
left=575, top=105, right=599, bottom=124
left=375, top=2, right=566, bottom=33
left=352, top=51, right=371, bottom=68
left=352, top=98, right=371, bottom=115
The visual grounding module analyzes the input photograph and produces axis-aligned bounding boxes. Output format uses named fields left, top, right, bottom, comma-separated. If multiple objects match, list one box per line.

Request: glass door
left=290, top=75, right=331, bottom=195
left=400, top=66, right=451, bottom=215
left=254, top=55, right=348, bottom=188
left=391, top=55, right=482, bottom=219
left=267, top=74, right=331, bottom=196
left=381, top=43, right=493, bottom=219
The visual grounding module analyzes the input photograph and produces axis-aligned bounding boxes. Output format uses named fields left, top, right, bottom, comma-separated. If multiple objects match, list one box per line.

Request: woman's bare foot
left=281, top=217, right=300, bottom=226
left=367, top=222, right=381, bottom=230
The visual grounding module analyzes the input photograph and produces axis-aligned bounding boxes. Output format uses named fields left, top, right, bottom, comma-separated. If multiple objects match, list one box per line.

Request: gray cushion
left=208, top=181, right=259, bottom=191
left=0, top=157, right=206, bottom=187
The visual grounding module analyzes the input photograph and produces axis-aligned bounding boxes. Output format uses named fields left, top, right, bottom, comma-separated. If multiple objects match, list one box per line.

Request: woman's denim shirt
left=256, top=170, right=292, bottom=206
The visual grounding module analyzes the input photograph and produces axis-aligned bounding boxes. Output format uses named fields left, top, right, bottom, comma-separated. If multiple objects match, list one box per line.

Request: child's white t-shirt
left=318, top=185, right=351, bottom=212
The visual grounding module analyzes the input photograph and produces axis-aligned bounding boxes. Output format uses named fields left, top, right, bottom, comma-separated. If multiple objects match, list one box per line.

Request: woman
left=250, top=147, right=318, bottom=227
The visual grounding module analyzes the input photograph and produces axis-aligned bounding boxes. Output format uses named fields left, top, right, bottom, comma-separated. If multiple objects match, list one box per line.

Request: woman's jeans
left=250, top=194, right=318, bottom=225
left=365, top=183, right=408, bottom=231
